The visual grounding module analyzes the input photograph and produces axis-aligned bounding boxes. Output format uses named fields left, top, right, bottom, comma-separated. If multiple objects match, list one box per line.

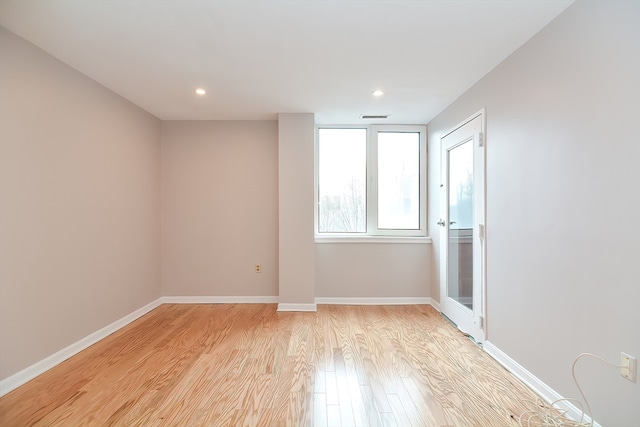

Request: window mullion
left=367, top=128, right=377, bottom=235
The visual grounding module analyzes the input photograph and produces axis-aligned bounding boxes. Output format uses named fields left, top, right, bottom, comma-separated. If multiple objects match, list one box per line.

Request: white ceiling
left=0, top=0, right=574, bottom=124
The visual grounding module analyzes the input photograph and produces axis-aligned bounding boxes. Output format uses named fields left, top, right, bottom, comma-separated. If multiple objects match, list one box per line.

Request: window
left=316, top=125, right=427, bottom=237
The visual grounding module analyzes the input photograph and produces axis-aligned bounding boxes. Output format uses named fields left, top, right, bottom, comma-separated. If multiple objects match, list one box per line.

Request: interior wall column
left=277, top=113, right=316, bottom=311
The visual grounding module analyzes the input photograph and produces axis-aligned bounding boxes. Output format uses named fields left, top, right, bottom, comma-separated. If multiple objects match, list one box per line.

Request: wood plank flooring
left=0, top=304, right=540, bottom=426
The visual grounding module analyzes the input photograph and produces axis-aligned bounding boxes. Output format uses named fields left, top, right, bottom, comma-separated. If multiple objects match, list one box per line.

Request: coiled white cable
left=512, top=353, right=625, bottom=427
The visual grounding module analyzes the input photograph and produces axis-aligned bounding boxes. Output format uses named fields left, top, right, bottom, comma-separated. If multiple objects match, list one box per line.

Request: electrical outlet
left=255, top=264, right=262, bottom=273
left=620, top=352, right=637, bottom=382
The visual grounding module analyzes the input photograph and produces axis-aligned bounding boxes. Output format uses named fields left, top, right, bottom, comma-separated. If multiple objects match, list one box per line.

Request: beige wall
left=161, top=121, right=279, bottom=297
left=427, top=1, right=639, bottom=425
left=0, top=28, right=161, bottom=380
left=277, top=114, right=316, bottom=306
left=316, top=243, right=430, bottom=298
left=161, top=116, right=430, bottom=303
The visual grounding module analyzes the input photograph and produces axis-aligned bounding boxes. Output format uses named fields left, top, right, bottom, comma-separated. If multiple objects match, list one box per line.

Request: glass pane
left=377, top=132, right=420, bottom=230
left=318, top=128, right=366, bottom=233
left=447, top=139, right=474, bottom=311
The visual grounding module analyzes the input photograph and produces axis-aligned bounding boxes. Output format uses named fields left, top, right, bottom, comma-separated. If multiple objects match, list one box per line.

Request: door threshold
left=440, top=312, right=482, bottom=348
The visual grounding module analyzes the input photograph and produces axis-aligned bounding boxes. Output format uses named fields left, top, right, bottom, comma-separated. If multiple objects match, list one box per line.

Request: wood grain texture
left=0, top=304, right=543, bottom=426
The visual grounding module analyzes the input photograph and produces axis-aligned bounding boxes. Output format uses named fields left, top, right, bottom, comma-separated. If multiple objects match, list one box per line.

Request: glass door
left=439, top=111, right=485, bottom=343
left=447, top=139, right=474, bottom=310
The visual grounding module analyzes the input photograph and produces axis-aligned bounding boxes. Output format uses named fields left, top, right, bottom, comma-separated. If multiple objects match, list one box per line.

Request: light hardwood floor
left=0, top=304, right=540, bottom=426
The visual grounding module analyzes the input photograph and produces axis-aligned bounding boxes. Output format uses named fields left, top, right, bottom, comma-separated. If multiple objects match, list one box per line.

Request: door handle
left=437, top=219, right=446, bottom=227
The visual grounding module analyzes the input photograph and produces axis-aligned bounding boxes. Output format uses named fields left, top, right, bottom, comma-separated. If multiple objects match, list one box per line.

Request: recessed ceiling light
left=195, top=88, right=206, bottom=95
left=372, top=90, right=384, bottom=97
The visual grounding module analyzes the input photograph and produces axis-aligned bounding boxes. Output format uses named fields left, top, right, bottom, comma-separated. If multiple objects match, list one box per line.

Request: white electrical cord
left=512, top=353, right=625, bottom=427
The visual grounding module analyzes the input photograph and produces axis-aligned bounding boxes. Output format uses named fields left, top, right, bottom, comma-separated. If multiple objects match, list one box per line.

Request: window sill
left=315, top=235, right=432, bottom=244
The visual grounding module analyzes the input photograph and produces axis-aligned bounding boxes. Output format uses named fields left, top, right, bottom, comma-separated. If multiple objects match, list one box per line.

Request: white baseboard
left=315, top=297, right=432, bottom=305
left=484, top=341, right=601, bottom=427
left=0, top=298, right=162, bottom=397
left=429, top=298, right=441, bottom=311
left=277, top=303, right=317, bottom=312
left=161, top=296, right=279, bottom=304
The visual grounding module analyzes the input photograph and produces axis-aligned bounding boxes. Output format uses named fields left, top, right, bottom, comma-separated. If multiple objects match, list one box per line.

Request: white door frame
left=439, top=108, right=486, bottom=343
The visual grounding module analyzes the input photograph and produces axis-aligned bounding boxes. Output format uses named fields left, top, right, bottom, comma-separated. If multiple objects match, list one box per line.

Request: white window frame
left=315, top=125, right=428, bottom=240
